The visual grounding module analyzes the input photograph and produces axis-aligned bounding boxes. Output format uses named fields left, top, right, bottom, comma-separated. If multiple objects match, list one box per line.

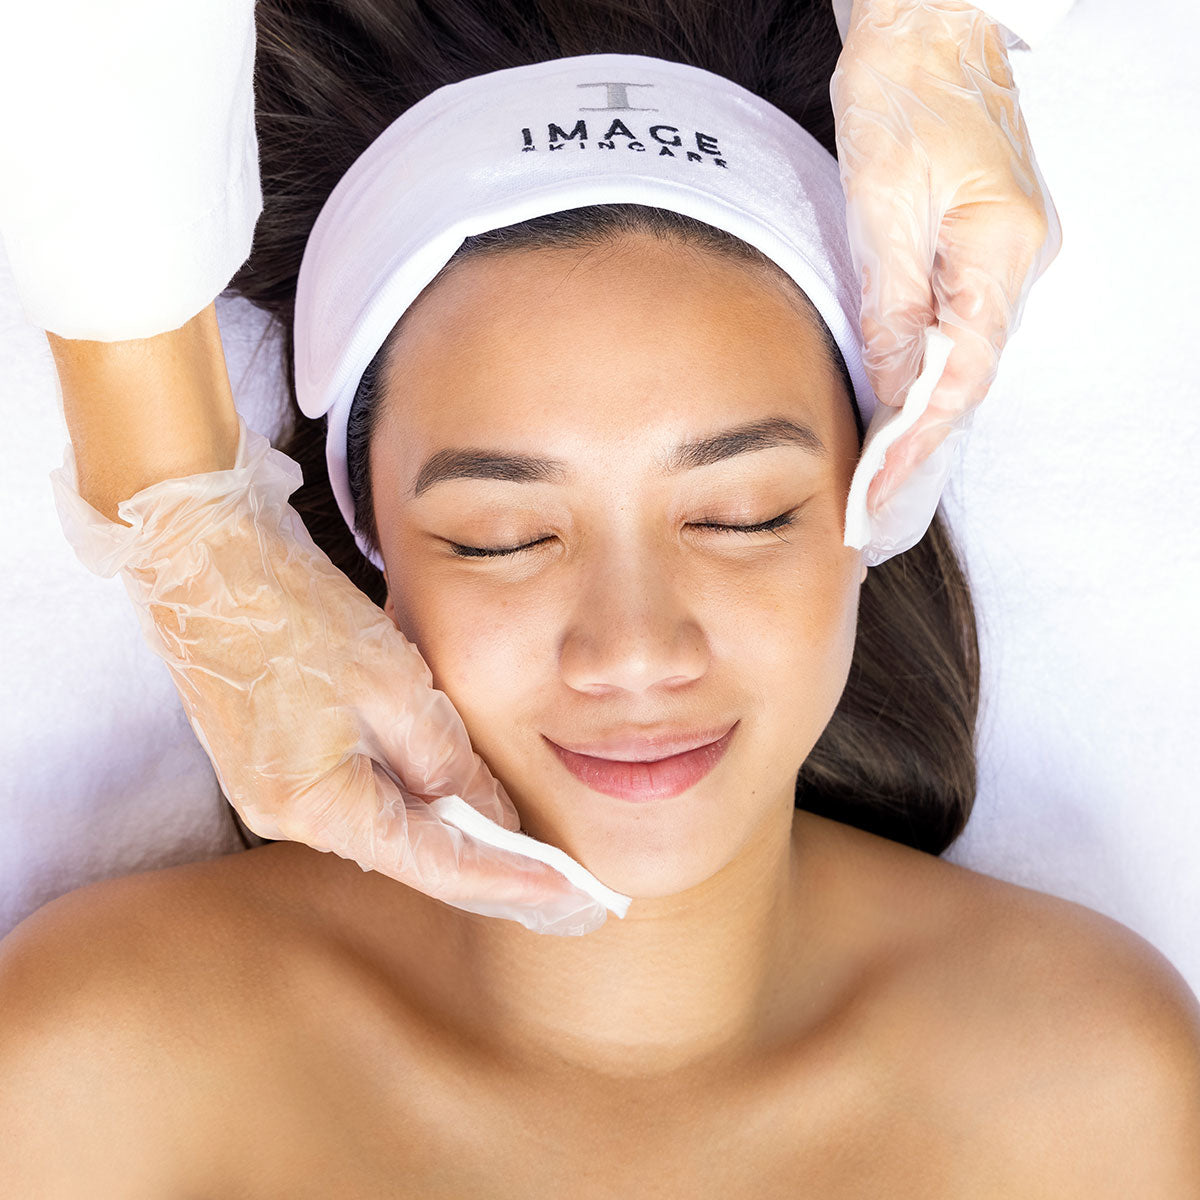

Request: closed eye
left=448, top=509, right=797, bottom=559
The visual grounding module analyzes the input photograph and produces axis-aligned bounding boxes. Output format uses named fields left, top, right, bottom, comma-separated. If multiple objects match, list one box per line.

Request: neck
left=437, top=799, right=828, bottom=1079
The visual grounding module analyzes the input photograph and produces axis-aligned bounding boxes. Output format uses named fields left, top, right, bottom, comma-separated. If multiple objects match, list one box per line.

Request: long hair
left=228, top=0, right=981, bottom=856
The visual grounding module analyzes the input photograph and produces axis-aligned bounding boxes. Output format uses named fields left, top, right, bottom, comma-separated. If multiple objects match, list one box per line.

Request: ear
left=382, top=571, right=396, bottom=625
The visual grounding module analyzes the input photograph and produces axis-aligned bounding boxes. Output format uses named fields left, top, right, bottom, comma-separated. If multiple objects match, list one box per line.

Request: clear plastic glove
left=49, top=415, right=629, bottom=937
left=831, top=0, right=1062, bottom=530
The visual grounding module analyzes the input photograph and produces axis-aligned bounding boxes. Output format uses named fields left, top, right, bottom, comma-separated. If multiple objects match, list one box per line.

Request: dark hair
left=228, top=0, right=980, bottom=856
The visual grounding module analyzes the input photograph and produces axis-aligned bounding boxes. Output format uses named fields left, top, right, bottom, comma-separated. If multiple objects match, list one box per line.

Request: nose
left=557, top=541, right=709, bottom=696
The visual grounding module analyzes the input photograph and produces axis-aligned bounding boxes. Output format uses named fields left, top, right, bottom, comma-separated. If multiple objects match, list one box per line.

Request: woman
left=2, top=0, right=1197, bottom=1193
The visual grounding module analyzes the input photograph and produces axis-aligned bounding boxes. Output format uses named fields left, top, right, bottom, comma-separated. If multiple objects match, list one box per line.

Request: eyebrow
left=409, top=415, right=827, bottom=500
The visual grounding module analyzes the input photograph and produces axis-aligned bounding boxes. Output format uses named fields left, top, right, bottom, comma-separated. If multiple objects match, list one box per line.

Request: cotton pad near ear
left=427, top=794, right=633, bottom=918
left=843, top=326, right=958, bottom=567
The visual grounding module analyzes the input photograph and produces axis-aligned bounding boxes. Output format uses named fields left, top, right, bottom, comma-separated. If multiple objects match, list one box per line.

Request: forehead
left=374, top=234, right=849, bottom=455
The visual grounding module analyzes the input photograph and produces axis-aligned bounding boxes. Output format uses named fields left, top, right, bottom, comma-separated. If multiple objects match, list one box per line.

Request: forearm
left=45, top=303, right=240, bottom=523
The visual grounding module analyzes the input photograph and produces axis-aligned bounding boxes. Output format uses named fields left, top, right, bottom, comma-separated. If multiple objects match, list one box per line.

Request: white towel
left=0, top=0, right=261, bottom=341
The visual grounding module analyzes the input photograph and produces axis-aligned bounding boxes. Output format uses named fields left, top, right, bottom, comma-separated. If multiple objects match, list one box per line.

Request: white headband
left=294, top=52, right=879, bottom=570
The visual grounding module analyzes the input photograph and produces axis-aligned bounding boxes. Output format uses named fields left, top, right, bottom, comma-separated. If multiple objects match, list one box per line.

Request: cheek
left=736, top=529, right=862, bottom=754
left=384, top=565, right=538, bottom=737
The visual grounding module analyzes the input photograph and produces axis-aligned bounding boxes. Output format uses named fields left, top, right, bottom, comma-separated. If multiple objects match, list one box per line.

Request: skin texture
left=370, top=232, right=868, bottom=1075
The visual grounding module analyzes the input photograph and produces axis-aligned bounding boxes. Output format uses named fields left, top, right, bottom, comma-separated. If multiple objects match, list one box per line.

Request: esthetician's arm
left=827, top=0, right=1064, bottom=524
left=44, top=312, right=608, bottom=936
left=2, top=3, right=609, bottom=936
left=44, top=309, right=240, bottom=519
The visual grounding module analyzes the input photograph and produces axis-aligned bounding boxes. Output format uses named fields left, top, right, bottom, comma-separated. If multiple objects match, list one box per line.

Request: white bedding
left=1, top=0, right=1196, bottom=991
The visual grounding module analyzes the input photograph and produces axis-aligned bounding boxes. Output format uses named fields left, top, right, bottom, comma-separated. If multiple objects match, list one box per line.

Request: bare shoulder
left=871, top=838, right=1200, bottom=1195
left=974, top=876, right=1200, bottom=1195
left=0, top=843, right=346, bottom=1197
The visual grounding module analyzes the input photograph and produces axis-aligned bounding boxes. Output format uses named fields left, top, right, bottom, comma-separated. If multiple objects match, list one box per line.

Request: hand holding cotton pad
left=50, top=415, right=628, bottom=938
left=843, top=326, right=962, bottom=567
left=429, top=795, right=633, bottom=933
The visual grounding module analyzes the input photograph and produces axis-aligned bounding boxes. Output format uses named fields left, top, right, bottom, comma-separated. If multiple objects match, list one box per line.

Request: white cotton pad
left=427, top=794, right=633, bottom=918
left=843, top=326, right=957, bottom=566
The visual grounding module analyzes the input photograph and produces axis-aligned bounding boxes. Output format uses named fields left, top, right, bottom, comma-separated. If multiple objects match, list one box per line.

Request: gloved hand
left=49, top=415, right=623, bottom=937
left=831, top=0, right=1062, bottom=521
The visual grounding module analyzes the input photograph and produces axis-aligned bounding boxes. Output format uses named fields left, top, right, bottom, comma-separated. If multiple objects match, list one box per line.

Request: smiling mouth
left=545, top=723, right=738, bottom=802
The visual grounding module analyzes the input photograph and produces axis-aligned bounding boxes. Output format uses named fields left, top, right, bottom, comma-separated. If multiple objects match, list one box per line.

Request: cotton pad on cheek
left=428, top=793, right=633, bottom=918
left=842, top=326, right=958, bottom=567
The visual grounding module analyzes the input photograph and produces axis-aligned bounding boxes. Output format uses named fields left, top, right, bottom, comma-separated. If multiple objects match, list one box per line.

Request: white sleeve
left=830, top=0, right=1076, bottom=50
left=0, top=0, right=262, bottom=341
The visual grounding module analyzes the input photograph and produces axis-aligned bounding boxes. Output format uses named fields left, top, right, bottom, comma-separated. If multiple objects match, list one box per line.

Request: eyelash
left=448, top=510, right=797, bottom=559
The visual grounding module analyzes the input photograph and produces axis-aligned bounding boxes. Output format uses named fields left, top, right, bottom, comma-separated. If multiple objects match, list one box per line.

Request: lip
left=545, top=722, right=738, bottom=802
left=551, top=725, right=737, bottom=761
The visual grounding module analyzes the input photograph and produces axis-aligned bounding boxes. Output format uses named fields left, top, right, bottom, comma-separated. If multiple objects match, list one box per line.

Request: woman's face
left=370, top=232, right=867, bottom=898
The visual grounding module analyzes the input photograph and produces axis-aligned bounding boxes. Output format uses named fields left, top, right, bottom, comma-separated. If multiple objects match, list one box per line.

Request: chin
left=512, top=793, right=739, bottom=900
left=572, top=847, right=726, bottom=903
